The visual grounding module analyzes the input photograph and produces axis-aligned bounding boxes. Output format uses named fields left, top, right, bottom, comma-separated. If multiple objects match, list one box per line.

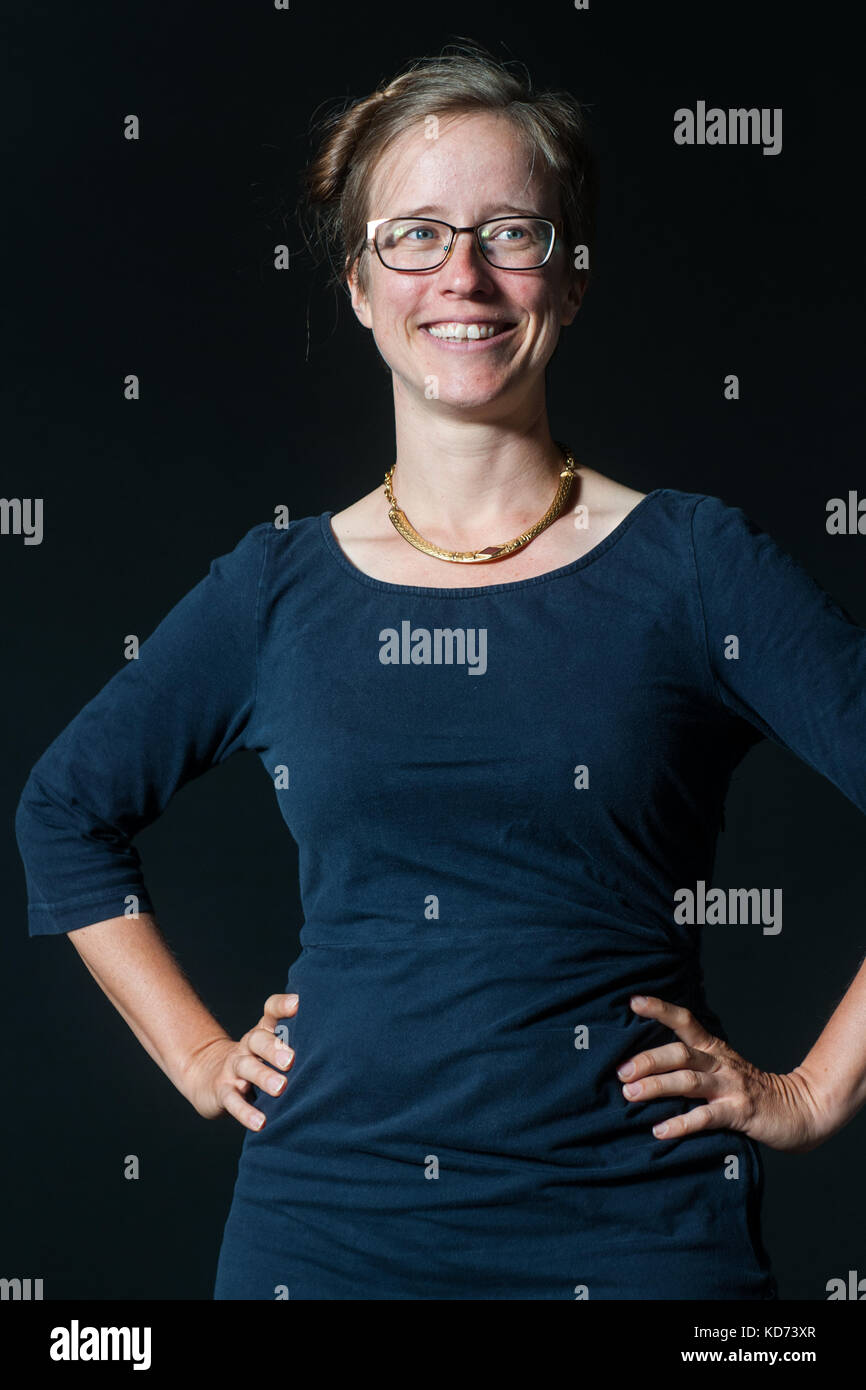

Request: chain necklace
left=383, top=444, right=577, bottom=563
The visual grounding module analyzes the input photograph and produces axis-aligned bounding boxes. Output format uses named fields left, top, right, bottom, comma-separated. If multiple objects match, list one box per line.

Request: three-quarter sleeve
left=14, top=521, right=271, bottom=936
left=690, top=494, right=866, bottom=815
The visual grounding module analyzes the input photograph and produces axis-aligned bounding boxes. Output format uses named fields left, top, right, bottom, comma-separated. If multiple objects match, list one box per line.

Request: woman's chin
left=405, top=372, right=519, bottom=413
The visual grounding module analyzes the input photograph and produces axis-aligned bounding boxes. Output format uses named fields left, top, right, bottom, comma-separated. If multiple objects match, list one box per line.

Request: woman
left=15, top=45, right=866, bottom=1301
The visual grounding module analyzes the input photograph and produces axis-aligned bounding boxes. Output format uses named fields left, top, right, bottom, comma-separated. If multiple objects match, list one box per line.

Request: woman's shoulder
left=602, top=479, right=761, bottom=544
left=568, top=468, right=723, bottom=549
left=233, top=513, right=324, bottom=559
left=568, top=466, right=730, bottom=527
left=197, top=514, right=327, bottom=607
left=576, top=477, right=799, bottom=592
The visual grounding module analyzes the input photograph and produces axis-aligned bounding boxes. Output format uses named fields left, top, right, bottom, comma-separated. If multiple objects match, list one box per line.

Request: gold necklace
left=383, top=444, right=578, bottom=564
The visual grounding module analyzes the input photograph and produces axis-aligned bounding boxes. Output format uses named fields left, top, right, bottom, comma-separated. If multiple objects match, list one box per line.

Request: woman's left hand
left=619, top=995, right=828, bottom=1153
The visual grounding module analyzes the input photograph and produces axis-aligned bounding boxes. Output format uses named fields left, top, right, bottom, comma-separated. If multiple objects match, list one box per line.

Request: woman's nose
left=438, top=230, right=494, bottom=287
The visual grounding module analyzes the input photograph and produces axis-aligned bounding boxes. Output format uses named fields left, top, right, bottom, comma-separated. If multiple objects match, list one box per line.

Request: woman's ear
left=560, top=275, right=585, bottom=328
left=346, top=258, right=373, bottom=329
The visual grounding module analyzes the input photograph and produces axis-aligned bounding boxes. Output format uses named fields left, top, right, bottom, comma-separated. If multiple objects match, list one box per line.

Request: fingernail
left=631, top=995, right=647, bottom=1006
left=617, top=1061, right=635, bottom=1079
left=277, top=1049, right=294, bottom=1067
left=653, top=1123, right=668, bottom=1137
left=286, top=994, right=299, bottom=1007
left=623, top=1082, right=641, bottom=1098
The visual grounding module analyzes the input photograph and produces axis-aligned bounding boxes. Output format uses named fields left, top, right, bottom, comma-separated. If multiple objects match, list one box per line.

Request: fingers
left=218, top=1083, right=270, bottom=1133
left=629, top=994, right=716, bottom=1050
left=220, top=1027, right=296, bottom=1132
left=621, top=1062, right=712, bottom=1103
left=619, top=999, right=722, bottom=1099
left=255, top=993, right=299, bottom=1059
left=261, top=992, right=299, bottom=1027
left=234, top=1041, right=294, bottom=1096
left=651, top=1103, right=722, bottom=1141
left=222, top=993, right=298, bottom=1133
left=621, top=997, right=729, bottom=1141
left=617, top=1039, right=714, bottom=1083
left=618, top=1055, right=730, bottom=1142
left=246, top=1022, right=295, bottom=1069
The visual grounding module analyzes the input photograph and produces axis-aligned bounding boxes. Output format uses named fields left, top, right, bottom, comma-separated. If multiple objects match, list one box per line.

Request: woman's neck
left=389, top=390, right=570, bottom=548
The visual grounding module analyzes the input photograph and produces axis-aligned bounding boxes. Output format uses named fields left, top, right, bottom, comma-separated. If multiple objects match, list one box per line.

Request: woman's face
left=347, top=110, right=583, bottom=414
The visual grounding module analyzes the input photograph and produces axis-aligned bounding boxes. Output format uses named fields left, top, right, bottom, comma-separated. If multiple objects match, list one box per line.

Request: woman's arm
left=13, top=522, right=297, bottom=1128
left=66, top=911, right=231, bottom=1102
left=791, top=950, right=866, bottom=1139
left=616, top=495, right=866, bottom=1151
left=15, top=522, right=270, bottom=940
left=65, top=910, right=297, bottom=1129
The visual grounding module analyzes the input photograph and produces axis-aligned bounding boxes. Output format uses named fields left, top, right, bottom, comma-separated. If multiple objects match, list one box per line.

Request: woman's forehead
left=366, top=112, right=552, bottom=217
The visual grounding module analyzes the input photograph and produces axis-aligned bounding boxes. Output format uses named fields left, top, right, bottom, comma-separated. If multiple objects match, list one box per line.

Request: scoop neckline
left=318, top=489, right=667, bottom=597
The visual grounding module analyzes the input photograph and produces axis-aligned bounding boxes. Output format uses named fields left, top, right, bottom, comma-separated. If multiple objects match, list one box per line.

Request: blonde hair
left=298, top=40, right=599, bottom=297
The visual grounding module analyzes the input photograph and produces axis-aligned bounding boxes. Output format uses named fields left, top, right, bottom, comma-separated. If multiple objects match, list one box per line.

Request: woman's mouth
left=420, top=320, right=518, bottom=347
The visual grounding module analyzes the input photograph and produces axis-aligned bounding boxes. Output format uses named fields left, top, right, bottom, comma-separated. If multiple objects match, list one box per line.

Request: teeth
left=426, top=322, right=503, bottom=340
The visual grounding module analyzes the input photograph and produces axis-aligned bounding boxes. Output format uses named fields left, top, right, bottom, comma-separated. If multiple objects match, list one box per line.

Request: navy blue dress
left=15, top=489, right=866, bottom=1299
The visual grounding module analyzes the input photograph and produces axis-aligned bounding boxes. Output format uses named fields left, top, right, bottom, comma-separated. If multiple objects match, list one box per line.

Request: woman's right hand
left=183, top=992, right=298, bottom=1130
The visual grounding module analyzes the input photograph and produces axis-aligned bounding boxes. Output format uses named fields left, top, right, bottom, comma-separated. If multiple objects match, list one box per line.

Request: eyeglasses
left=366, top=216, right=557, bottom=271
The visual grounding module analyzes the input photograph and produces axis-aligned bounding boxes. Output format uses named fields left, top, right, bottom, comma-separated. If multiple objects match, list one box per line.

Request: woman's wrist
left=786, top=1061, right=860, bottom=1146
left=177, top=1031, right=236, bottom=1102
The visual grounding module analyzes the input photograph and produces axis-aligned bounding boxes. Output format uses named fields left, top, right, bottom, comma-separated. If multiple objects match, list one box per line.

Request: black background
left=2, top=1, right=864, bottom=1300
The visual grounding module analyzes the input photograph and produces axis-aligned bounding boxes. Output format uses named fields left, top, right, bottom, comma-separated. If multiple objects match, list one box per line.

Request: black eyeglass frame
left=365, top=215, right=558, bottom=272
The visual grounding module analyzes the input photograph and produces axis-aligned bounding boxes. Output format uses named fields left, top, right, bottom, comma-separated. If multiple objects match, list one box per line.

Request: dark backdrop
left=2, top=0, right=863, bottom=1300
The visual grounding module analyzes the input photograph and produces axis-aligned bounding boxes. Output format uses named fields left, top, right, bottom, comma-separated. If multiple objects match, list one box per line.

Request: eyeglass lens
left=375, top=218, right=553, bottom=269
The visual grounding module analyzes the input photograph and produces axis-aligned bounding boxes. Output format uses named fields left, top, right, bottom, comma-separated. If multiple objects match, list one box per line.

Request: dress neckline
left=317, top=489, right=667, bottom=597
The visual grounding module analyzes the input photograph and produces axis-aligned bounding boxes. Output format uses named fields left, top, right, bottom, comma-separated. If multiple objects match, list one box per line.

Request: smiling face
left=346, top=110, right=583, bottom=415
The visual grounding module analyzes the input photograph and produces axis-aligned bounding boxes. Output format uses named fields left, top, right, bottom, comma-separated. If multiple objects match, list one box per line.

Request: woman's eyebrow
left=396, top=205, right=546, bottom=220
